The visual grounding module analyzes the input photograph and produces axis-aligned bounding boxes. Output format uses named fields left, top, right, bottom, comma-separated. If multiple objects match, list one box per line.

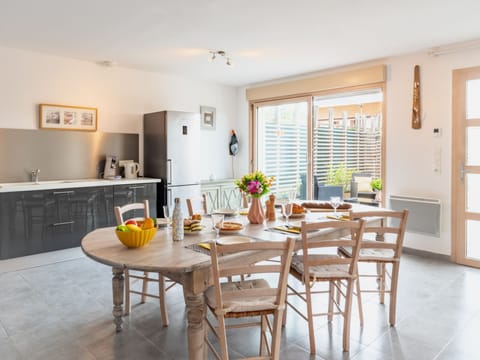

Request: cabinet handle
left=53, top=191, right=75, bottom=195
left=52, top=221, right=75, bottom=226
left=128, top=186, right=145, bottom=190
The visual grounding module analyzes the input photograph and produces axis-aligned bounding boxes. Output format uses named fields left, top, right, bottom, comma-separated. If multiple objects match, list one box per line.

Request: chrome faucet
left=31, top=169, right=40, bottom=183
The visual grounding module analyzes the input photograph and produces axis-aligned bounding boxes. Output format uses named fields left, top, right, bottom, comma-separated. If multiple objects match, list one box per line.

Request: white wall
left=235, top=48, right=480, bottom=256
left=0, top=46, right=238, bottom=181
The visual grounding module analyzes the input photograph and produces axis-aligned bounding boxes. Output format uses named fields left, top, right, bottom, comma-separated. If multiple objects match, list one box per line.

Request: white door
left=452, top=67, right=480, bottom=267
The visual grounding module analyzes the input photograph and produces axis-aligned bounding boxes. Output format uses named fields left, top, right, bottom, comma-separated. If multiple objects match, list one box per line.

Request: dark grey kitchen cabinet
left=113, top=183, right=157, bottom=219
left=0, top=186, right=114, bottom=259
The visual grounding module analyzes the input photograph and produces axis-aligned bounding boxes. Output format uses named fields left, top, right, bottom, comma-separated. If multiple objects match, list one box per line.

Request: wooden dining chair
left=338, top=209, right=409, bottom=326
left=286, top=219, right=365, bottom=353
left=114, top=200, right=170, bottom=326
left=186, top=194, right=208, bottom=217
left=205, top=238, right=295, bottom=360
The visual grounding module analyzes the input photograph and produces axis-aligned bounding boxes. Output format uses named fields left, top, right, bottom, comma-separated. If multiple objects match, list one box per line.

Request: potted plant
left=325, top=163, right=356, bottom=196
left=235, top=171, right=274, bottom=224
left=370, top=178, right=382, bottom=202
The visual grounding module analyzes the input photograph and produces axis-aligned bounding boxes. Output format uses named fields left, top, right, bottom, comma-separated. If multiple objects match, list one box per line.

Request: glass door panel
left=466, top=174, right=480, bottom=213
left=466, top=220, right=480, bottom=259
left=466, top=127, right=480, bottom=165
left=466, top=79, right=480, bottom=119
left=256, top=101, right=308, bottom=200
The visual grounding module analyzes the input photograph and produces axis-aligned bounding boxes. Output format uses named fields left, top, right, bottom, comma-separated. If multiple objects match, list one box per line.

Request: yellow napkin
left=326, top=214, right=350, bottom=221
left=239, top=211, right=249, bottom=216
left=197, top=242, right=211, bottom=250
left=272, top=225, right=301, bottom=234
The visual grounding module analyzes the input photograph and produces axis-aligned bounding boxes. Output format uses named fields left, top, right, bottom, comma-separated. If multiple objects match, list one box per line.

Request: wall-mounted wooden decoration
left=412, top=65, right=421, bottom=129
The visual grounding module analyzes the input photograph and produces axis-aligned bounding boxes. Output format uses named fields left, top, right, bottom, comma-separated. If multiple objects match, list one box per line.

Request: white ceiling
left=1, top=0, right=480, bottom=87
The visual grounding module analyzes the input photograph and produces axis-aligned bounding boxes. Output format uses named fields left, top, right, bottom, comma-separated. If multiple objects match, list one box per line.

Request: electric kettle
left=124, top=162, right=140, bottom=179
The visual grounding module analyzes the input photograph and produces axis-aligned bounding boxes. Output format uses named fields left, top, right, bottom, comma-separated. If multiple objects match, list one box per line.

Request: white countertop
left=0, top=177, right=161, bottom=193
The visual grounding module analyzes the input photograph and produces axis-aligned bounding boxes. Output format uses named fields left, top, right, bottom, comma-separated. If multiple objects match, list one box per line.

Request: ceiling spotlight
left=209, top=50, right=232, bottom=66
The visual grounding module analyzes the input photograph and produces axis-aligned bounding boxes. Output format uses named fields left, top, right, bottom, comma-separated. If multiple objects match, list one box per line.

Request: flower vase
left=248, top=197, right=265, bottom=224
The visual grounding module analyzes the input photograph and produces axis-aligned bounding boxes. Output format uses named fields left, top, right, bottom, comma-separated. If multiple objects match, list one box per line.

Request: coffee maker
left=103, top=155, right=118, bottom=179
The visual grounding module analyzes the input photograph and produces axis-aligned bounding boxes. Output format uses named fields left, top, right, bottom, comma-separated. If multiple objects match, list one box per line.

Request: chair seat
left=291, top=254, right=352, bottom=279
left=339, top=246, right=395, bottom=261
left=205, top=278, right=276, bottom=313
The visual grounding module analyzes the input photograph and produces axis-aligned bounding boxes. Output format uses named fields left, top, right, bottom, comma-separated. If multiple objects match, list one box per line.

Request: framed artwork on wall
left=39, top=103, right=98, bottom=131
left=200, top=105, right=216, bottom=130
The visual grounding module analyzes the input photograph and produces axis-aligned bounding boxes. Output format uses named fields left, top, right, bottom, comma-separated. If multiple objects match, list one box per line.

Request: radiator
left=389, top=195, right=441, bottom=237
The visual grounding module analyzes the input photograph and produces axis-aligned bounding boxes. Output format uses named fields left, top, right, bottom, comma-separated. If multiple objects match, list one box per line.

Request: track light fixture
left=209, top=50, right=233, bottom=66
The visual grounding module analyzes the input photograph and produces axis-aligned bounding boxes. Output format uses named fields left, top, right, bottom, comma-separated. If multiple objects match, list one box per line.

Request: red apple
left=125, top=219, right=138, bottom=226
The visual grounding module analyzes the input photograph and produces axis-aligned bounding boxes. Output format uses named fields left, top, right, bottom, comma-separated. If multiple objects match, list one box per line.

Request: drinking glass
left=163, top=205, right=173, bottom=225
left=282, top=203, right=293, bottom=227
left=330, top=196, right=341, bottom=214
left=211, top=214, right=224, bottom=238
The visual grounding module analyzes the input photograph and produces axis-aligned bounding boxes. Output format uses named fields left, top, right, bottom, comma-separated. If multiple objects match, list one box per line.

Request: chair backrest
left=186, top=194, right=208, bottom=217
left=317, top=184, right=344, bottom=201
left=348, top=209, right=409, bottom=260
left=114, top=200, right=150, bottom=225
left=350, top=173, right=372, bottom=198
left=209, top=238, right=295, bottom=314
left=299, top=219, right=366, bottom=278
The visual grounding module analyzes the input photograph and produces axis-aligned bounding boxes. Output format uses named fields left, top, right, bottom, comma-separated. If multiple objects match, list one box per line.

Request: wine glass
left=211, top=214, right=224, bottom=238
left=282, top=203, right=293, bottom=227
left=330, top=196, right=341, bottom=214
left=288, top=190, right=297, bottom=202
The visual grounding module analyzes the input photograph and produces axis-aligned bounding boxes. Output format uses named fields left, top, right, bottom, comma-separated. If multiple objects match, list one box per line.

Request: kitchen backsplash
left=0, top=129, right=138, bottom=182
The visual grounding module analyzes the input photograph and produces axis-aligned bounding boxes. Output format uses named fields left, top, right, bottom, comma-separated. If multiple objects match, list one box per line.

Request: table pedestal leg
left=183, top=287, right=206, bottom=360
left=112, top=266, right=124, bottom=332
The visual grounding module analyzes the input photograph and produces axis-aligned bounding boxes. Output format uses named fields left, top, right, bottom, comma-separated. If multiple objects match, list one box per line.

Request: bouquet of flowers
left=235, top=171, right=274, bottom=198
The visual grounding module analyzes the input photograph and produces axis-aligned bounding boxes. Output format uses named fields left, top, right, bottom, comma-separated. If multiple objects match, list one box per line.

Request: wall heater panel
left=389, top=195, right=441, bottom=237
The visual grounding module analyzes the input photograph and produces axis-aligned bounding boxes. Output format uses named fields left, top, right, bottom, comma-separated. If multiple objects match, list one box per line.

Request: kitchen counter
left=0, top=177, right=161, bottom=193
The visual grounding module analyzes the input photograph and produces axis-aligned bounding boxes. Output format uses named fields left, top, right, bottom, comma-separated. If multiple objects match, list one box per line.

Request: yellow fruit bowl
left=115, top=227, right=157, bottom=248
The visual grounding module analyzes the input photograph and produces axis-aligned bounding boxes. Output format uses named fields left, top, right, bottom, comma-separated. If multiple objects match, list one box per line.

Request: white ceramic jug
left=124, top=162, right=140, bottom=179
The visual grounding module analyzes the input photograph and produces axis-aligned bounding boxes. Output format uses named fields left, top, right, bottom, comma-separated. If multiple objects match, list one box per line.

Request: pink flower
left=247, top=180, right=262, bottom=194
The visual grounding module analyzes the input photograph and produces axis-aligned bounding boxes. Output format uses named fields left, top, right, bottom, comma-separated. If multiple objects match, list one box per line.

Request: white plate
left=282, top=213, right=306, bottom=219
left=156, top=218, right=171, bottom=227
left=216, top=236, right=254, bottom=245
left=213, top=208, right=238, bottom=216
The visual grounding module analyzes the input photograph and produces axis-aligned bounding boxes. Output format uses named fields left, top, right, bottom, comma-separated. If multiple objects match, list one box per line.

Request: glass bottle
left=172, top=197, right=184, bottom=241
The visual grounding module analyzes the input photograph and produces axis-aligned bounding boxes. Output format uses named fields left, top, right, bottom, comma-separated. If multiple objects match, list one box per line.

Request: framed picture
left=39, top=104, right=98, bottom=131
left=200, top=106, right=216, bottom=130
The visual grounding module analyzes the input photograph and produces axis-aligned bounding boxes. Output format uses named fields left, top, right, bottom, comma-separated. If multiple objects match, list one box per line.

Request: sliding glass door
left=252, top=87, right=384, bottom=201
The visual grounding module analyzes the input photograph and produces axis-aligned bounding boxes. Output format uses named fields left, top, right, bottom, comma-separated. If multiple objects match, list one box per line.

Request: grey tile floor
left=1, top=248, right=480, bottom=360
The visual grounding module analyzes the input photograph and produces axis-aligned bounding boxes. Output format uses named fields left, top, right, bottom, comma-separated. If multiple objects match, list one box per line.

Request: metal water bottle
left=172, top=197, right=184, bottom=241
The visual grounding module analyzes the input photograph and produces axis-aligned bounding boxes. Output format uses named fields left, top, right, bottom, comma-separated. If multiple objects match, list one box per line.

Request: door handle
left=460, top=162, right=471, bottom=182
left=167, top=159, right=172, bottom=185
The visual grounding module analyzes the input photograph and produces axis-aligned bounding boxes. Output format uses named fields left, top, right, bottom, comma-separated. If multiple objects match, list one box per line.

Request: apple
left=125, top=219, right=138, bottom=226
left=116, top=224, right=129, bottom=232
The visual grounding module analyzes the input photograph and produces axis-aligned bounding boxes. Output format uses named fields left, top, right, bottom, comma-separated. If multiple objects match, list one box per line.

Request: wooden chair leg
left=271, top=310, right=283, bottom=360
left=305, top=283, right=316, bottom=354
left=124, top=269, right=131, bottom=315
left=328, top=281, right=334, bottom=322
left=141, top=271, right=149, bottom=303
left=260, top=315, right=268, bottom=356
left=217, top=315, right=228, bottom=360
left=343, top=280, right=354, bottom=352
left=389, top=263, right=400, bottom=326
left=355, top=277, right=364, bottom=326
left=379, top=264, right=386, bottom=304
left=158, top=274, right=169, bottom=326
